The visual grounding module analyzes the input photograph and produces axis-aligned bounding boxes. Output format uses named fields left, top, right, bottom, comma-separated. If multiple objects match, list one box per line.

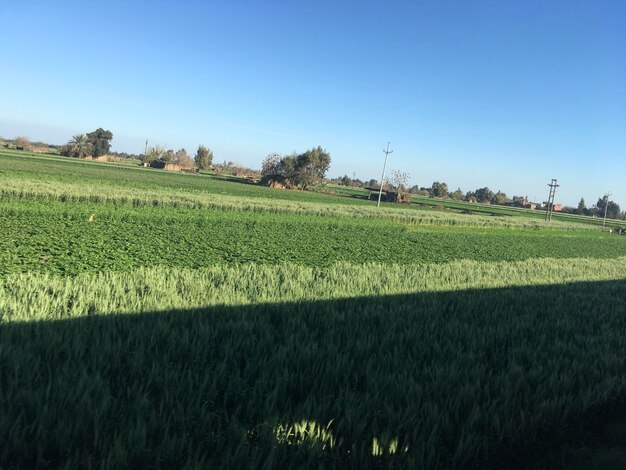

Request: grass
left=3, top=274, right=626, bottom=467
left=3, top=257, right=626, bottom=322
left=2, top=197, right=625, bottom=276
left=3, top=149, right=626, bottom=468
left=4, top=149, right=624, bottom=229
left=0, top=151, right=371, bottom=206
left=409, top=194, right=626, bottom=228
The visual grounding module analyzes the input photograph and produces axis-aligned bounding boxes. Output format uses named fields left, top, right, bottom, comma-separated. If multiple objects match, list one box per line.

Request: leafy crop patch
left=2, top=199, right=625, bottom=276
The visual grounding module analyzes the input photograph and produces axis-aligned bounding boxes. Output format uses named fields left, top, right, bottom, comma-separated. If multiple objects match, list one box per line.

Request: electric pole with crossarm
left=377, top=142, right=393, bottom=208
left=544, top=178, right=559, bottom=222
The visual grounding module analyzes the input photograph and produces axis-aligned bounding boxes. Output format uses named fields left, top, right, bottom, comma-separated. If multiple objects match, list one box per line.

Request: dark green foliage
left=2, top=282, right=626, bottom=467
left=61, top=134, right=93, bottom=158
left=429, top=181, right=448, bottom=198
left=596, top=197, right=622, bottom=220
left=450, top=187, right=464, bottom=200
left=466, top=187, right=494, bottom=203
left=2, top=199, right=626, bottom=276
left=86, top=128, right=113, bottom=156
left=267, top=147, right=331, bottom=189
left=578, top=198, right=587, bottom=215
left=292, top=146, right=331, bottom=189
left=491, top=190, right=508, bottom=205
left=194, top=144, right=213, bottom=169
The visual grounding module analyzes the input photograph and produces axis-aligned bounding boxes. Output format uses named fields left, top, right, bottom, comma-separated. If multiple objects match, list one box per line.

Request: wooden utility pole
left=544, top=178, right=559, bottom=222
left=377, top=142, right=393, bottom=208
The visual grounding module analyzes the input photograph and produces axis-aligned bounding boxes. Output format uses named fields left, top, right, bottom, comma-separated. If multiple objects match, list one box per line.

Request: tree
left=577, top=198, right=587, bottom=215
left=174, top=148, right=194, bottom=168
left=195, top=145, right=213, bottom=170
left=290, top=147, right=331, bottom=189
left=596, top=196, right=621, bottom=220
left=388, top=170, right=410, bottom=193
left=261, top=147, right=331, bottom=189
left=450, top=188, right=464, bottom=200
left=261, top=152, right=281, bottom=176
left=159, top=150, right=175, bottom=162
left=429, top=181, right=448, bottom=198
left=14, top=136, right=30, bottom=149
left=470, top=187, right=494, bottom=203
left=86, top=128, right=113, bottom=156
left=491, top=191, right=508, bottom=205
left=143, top=145, right=165, bottom=164
left=63, top=134, right=93, bottom=158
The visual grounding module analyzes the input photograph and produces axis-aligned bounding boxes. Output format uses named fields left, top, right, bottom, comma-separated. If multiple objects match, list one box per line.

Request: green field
left=316, top=181, right=626, bottom=230
left=2, top=149, right=626, bottom=468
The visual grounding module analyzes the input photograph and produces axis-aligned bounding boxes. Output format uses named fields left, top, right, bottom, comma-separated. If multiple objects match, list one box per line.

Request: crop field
left=2, top=150, right=626, bottom=468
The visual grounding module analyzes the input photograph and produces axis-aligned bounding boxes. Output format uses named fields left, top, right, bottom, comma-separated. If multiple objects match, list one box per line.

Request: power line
left=377, top=142, right=393, bottom=208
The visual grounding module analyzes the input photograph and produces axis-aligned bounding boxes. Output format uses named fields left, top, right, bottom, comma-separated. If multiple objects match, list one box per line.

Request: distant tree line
left=107, top=150, right=142, bottom=160
left=139, top=144, right=219, bottom=171
left=331, top=175, right=626, bottom=219
left=572, top=197, right=623, bottom=220
left=1, top=136, right=60, bottom=151
left=57, top=128, right=219, bottom=173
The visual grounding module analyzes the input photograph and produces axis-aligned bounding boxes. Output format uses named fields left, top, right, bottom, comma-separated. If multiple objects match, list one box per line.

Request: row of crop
left=3, top=257, right=626, bottom=321
left=412, top=195, right=626, bottom=229
left=2, top=259, right=626, bottom=467
left=0, top=177, right=598, bottom=231
left=1, top=199, right=623, bottom=276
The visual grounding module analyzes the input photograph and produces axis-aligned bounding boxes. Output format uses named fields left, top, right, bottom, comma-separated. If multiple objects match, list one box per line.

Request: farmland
left=2, top=150, right=626, bottom=468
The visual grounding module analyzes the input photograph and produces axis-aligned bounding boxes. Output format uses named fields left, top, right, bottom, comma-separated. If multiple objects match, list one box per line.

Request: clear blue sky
left=1, top=0, right=625, bottom=207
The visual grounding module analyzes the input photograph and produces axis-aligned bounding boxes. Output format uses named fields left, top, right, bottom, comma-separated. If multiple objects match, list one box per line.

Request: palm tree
left=66, top=134, right=93, bottom=158
left=142, top=145, right=166, bottom=164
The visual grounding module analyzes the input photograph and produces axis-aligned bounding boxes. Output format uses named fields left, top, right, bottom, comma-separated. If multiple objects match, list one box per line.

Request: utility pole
left=377, top=142, right=393, bottom=208
left=603, top=192, right=612, bottom=227
left=544, top=178, right=559, bottom=222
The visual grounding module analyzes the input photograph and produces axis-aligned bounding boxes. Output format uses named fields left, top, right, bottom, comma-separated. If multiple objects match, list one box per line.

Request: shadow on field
left=2, top=280, right=626, bottom=468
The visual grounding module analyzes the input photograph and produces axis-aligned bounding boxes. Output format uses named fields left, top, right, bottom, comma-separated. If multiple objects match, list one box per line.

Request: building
left=506, top=198, right=537, bottom=210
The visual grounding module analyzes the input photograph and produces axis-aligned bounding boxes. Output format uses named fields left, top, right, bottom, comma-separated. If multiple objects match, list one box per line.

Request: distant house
left=506, top=198, right=537, bottom=210
left=147, top=160, right=196, bottom=172
left=149, top=161, right=181, bottom=171
left=84, top=155, right=110, bottom=162
left=542, top=202, right=563, bottom=212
